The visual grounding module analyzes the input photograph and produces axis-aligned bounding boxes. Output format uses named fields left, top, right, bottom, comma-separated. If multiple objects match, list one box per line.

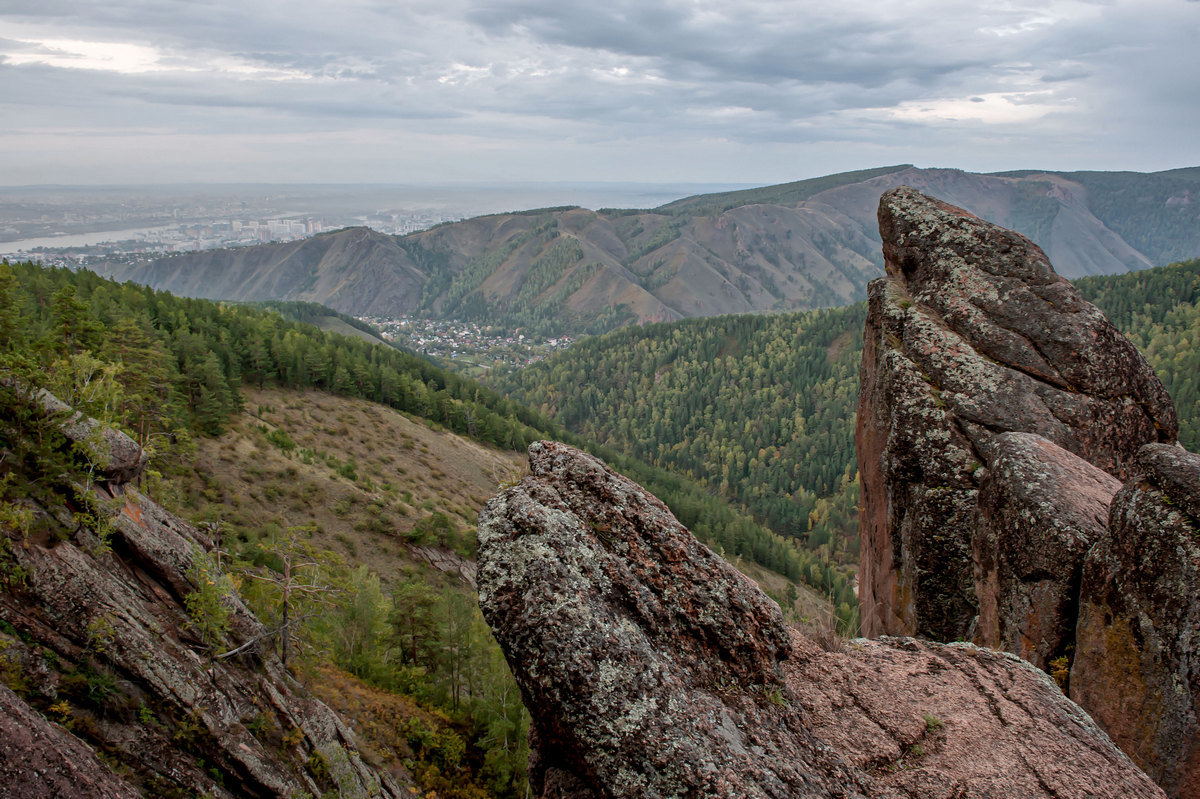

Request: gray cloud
left=0, top=0, right=1196, bottom=184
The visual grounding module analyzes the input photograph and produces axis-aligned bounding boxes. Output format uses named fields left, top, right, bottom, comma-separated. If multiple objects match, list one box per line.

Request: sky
left=1, top=0, right=1197, bottom=186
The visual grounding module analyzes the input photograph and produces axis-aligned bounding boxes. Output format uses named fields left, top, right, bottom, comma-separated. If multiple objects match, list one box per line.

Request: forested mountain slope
left=101, top=166, right=1200, bottom=337
left=0, top=260, right=866, bottom=794
left=0, top=261, right=848, bottom=589
left=498, top=258, right=1200, bottom=585
left=496, top=305, right=864, bottom=555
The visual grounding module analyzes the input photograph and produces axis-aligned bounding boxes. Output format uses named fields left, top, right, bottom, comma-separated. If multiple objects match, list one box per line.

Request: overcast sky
left=1, top=0, right=1196, bottom=186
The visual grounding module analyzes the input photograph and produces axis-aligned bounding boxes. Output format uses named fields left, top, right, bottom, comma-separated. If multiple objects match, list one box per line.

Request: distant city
left=1, top=209, right=459, bottom=263
left=0, top=182, right=744, bottom=267
left=0, top=199, right=469, bottom=265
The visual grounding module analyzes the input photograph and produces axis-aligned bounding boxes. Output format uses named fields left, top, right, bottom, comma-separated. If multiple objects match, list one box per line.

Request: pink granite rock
left=857, top=186, right=1176, bottom=641
left=478, top=442, right=1165, bottom=798
left=973, top=432, right=1121, bottom=670
left=1073, top=444, right=1200, bottom=798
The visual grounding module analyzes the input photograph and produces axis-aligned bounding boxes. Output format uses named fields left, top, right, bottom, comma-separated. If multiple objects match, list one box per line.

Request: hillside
left=100, top=165, right=1200, bottom=337
left=496, top=305, right=864, bottom=555
left=0, top=260, right=855, bottom=794
left=498, top=258, right=1200, bottom=584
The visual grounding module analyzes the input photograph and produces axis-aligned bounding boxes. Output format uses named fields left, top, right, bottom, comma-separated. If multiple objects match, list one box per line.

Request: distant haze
left=0, top=1, right=1197, bottom=185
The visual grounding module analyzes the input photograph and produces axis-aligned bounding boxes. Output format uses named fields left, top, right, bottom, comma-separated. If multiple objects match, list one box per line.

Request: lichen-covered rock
left=478, top=442, right=1165, bottom=799
left=787, top=634, right=1163, bottom=799
left=857, top=186, right=1176, bottom=640
left=973, top=432, right=1121, bottom=669
left=0, top=684, right=141, bottom=799
left=478, top=440, right=867, bottom=798
left=1072, top=444, right=1200, bottom=798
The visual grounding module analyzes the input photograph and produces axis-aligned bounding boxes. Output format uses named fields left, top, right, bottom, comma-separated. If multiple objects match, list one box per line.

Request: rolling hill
left=100, top=165, right=1200, bottom=337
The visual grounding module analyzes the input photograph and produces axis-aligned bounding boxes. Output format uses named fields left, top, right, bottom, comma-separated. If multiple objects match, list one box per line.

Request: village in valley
left=362, top=315, right=575, bottom=375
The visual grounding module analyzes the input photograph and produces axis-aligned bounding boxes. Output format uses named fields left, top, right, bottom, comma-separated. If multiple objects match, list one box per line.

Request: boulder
left=478, top=441, right=1165, bottom=798
left=857, top=186, right=1176, bottom=640
left=478, top=441, right=865, bottom=798
left=32, top=387, right=150, bottom=485
left=1072, top=444, right=1200, bottom=798
left=973, top=432, right=1121, bottom=669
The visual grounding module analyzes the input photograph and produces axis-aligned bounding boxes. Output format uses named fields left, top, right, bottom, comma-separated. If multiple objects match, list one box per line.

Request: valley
left=1, top=171, right=1199, bottom=798
left=0, top=253, right=843, bottom=796
left=95, top=165, right=1200, bottom=340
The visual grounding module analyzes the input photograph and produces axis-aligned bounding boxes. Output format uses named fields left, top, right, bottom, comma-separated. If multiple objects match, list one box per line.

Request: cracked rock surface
left=1073, top=444, right=1200, bottom=798
left=857, top=186, right=1176, bottom=641
left=478, top=441, right=1163, bottom=799
left=973, top=432, right=1121, bottom=670
left=0, top=393, right=405, bottom=799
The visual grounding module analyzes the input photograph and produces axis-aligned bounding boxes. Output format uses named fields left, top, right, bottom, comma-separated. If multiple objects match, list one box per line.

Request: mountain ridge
left=99, top=165, right=1200, bottom=336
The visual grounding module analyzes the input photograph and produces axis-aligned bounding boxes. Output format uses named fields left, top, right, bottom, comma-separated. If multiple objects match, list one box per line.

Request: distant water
left=1, top=225, right=176, bottom=253
left=0, top=181, right=757, bottom=257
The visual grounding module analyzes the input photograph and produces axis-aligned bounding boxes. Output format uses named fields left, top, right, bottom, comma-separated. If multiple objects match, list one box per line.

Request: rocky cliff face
left=478, top=441, right=1164, bottom=799
left=972, top=432, right=1121, bottom=670
left=857, top=186, right=1177, bottom=641
left=857, top=187, right=1199, bottom=797
left=0, top=396, right=406, bottom=798
left=1072, top=444, right=1200, bottom=798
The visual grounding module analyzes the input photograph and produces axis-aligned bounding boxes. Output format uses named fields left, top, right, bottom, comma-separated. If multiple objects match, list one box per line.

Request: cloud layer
left=0, top=0, right=1196, bottom=184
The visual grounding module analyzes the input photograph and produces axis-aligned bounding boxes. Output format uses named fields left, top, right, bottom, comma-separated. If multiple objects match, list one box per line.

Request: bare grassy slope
left=175, top=386, right=832, bottom=622
left=178, top=386, right=523, bottom=581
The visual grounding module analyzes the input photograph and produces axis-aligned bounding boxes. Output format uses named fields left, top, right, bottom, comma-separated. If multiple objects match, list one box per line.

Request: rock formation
left=33, top=386, right=151, bottom=484
left=857, top=186, right=1176, bottom=641
left=857, top=187, right=1200, bottom=797
left=973, top=432, right=1121, bottom=669
left=478, top=440, right=1164, bottom=798
left=0, top=684, right=141, bottom=799
left=0, top=394, right=405, bottom=798
left=1072, top=444, right=1200, bottom=798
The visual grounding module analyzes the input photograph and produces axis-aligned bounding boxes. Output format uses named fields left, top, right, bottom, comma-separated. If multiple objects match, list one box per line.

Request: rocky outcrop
left=0, top=684, right=141, bottom=799
left=1072, top=444, right=1200, bottom=798
left=478, top=441, right=862, bottom=798
left=857, top=186, right=1176, bottom=641
left=787, top=634, right=1160, bottom=799
left=0, top=381, right=151, bottom=484
left=973, top=432, right=1121, bottom=669
left=478, top=441, right=1164, bottom=798
left=35, top=388, right=150, bottom=485
left=408, top=542, right=477, bottom=587
left=856, top=187, right=1200, bottom=796
left=0, top=396, right=405, bottom=798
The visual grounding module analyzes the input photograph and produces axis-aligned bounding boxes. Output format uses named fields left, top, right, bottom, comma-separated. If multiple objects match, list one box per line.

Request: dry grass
left=177, top=387, right=524, bottom=585
left=172, top=386, right=833, bottom=635
left=731, top=556, right=838, bottom=634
